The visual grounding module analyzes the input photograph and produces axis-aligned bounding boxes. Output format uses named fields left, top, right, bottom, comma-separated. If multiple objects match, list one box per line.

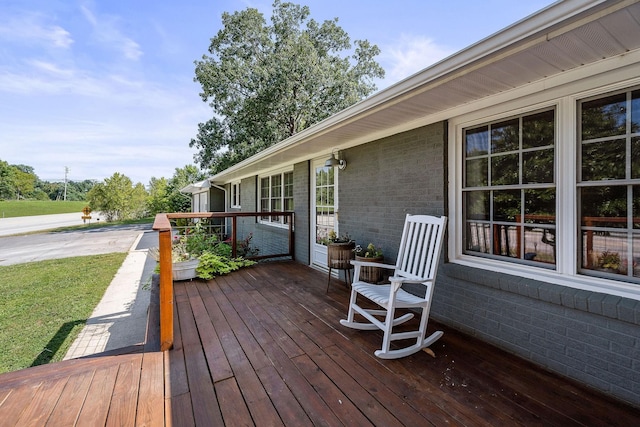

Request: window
left=260, top=170, right=294, bottom=225
left=463, top=109, right=556, bottom=267
left=231, top=182, right=241, bottom=208
left=578, top=89, right=640, bottom=281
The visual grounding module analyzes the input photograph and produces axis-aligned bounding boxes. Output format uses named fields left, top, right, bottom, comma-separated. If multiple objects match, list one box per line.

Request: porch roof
left=209, top=0, right=640, bottom=184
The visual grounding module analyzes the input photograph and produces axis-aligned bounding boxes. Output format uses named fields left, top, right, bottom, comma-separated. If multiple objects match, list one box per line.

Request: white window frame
left=258, top=168, right=293, bottom=227
left=448, top=66, right=640, bottom=301
left=230, top=181, right=241, bottom=208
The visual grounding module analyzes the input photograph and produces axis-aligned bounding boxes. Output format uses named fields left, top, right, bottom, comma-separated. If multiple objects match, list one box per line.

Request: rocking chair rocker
left=340, top=214, right=447, bottom=359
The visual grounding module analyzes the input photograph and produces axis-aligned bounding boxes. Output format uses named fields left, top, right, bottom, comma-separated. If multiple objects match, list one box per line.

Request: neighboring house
left=182, top=0, right=640, bottom=406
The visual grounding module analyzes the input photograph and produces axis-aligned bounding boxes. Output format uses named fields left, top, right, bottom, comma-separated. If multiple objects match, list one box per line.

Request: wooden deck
left=1, top=261, right=639, bottom=426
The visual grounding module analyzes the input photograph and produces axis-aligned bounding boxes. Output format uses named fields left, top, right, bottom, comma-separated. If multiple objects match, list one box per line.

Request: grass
left=0, top=200, right=88, bottom=218
left=0, top=253, right=127, bottom=373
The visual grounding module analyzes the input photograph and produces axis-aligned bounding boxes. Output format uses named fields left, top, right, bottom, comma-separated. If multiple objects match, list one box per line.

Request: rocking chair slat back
left=397, top=215, right=446, bottom=282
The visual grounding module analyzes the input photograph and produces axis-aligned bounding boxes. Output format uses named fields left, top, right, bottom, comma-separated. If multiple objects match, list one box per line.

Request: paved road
left=0, top=223, right=153, bottom=266
left=0, top=212, right=104, bottom=237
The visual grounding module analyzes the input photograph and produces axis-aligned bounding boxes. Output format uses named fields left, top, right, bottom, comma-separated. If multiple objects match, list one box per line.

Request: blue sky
left=0, top=0, right=555, bottom=185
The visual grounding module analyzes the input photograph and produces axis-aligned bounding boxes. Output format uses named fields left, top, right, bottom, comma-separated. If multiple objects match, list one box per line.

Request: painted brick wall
left=339, top=123, right=446, bottom=262
left=293, top=161, right=310, bottom=264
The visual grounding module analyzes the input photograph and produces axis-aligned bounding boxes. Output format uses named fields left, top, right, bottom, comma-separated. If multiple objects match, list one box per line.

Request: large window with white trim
left=463, top=109, right=557, bottom=267
left=458, top=85, right=640, bottom=289
left=578, top=88, right=640, bottom=281
left=260, top=170, right=294, bottom=225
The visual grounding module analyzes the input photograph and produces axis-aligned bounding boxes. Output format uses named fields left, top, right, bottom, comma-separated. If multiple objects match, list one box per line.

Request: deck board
left=0, top=260, right=639, bottom=426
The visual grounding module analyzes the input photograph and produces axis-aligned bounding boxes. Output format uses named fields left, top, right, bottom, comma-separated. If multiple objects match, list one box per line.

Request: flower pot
left=356, top=255, right=384, bottom=283
left=327, top=241, right=356, bottom=270
left=173, top=259, right=200, bottom=281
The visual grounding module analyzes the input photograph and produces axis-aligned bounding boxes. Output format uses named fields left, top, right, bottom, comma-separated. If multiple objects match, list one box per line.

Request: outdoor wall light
left=324, top=150, right=347, bottom=170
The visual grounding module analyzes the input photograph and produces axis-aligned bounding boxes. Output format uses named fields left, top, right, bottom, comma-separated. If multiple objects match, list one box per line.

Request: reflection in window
left=463, top=109, right=556, bottom=266
left=579, top=88, right=640, bottom=280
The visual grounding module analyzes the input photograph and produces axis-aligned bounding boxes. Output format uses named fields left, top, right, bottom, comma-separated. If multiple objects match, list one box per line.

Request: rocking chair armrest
left=388, top=276, right=429, bottom=285
left=351, top=260, right=396, bottom=270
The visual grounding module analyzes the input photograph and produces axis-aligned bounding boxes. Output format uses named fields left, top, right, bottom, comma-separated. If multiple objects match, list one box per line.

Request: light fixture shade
left=324, top=153, right=340, bottom=167
left=324, top=152, right=346, bottom=170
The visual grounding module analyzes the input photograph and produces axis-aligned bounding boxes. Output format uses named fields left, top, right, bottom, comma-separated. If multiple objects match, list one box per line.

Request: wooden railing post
left=153, top=214, right=174, bottom=351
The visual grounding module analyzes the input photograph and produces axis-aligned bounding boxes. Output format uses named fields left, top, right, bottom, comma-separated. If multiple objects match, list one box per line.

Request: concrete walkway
left=64, top=232, right=157, bottom=359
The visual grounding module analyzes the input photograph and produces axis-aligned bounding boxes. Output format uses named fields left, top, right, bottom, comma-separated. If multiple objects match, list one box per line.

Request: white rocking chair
left=340, top=214, right=447, bottom=359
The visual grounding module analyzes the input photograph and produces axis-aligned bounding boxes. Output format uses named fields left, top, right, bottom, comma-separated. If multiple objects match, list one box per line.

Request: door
left=311, top=158, right=338, bottom=268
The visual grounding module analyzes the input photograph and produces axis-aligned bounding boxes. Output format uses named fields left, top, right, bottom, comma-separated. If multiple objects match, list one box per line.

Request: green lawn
left=0, top=253, right=127, bottom=373
left=0, top=200, right=88, bottom=218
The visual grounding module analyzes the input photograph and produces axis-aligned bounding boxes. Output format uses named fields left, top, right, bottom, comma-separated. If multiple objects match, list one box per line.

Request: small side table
left=326, top=242, right=355, bottom=292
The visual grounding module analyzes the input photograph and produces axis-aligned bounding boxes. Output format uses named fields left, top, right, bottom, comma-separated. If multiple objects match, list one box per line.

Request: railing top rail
left=152, top=213, right=172, bottom=232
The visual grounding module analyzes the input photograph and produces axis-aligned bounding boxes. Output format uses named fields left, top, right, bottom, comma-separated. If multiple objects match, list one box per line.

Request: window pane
left=524, top=227, right=556, bottom=265
left=465, top=158, right=487, bottom=187
left=582, top=93, right=626, bottom=140
left=580, top=186, right=627, bottom=228
left=632, top=90, right=640, bottom=134
left=523, top=110, right=554, bottom=149
left=493, top=189, right=520, bottom=222
left=632, top=137, right=640, bottom=179
left=465, top=126, right=488, bottom=156
left=271, top=175, right=281, bottom=197
left=523, top=148, right=554, bottom=183
left=465, top=221, right=490, bottom=253
left=492, top=224, right=519, bottom=257
left=491, top=119, right=519, bottom=153
left=633, top=185, right=640, bottom=229
left=524, top=188, right=556, bottom=224
left=465, top=191, right=489, bottom=221
left=581, top=139, right=625, bottom=181
left=491, top=153, right=519, bottom=185
left=581, top=230, right=627, bottom=274
left=633, top=235, right=640, bottom=277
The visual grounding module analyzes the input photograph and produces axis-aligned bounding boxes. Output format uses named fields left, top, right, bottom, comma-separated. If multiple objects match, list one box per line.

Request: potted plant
left=325, top=230, right=355, bottom=282
left=597, top=250, right=621, bottom=273
left=354, top=243, right=384, bottom=283
left=151, top=222, right=256, bottom=280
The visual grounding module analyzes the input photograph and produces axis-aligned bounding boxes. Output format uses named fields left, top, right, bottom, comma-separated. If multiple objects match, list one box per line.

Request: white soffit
left=211, top=0, right=640, bottom=183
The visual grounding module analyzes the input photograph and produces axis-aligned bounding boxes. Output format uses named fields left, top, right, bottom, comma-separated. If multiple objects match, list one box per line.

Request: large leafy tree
left=166, top=165, right=207, bottom=212
left=192, top=0, right=384, bottom=173
left=87, top=173, right=148, bottom=221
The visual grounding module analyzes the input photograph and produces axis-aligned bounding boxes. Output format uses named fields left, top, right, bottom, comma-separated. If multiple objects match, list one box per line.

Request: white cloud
left=80, top=4, right=143, bottom=61
left=379, top=34, right=455, bottom=88
left=0, top=14, right=73, bottom=49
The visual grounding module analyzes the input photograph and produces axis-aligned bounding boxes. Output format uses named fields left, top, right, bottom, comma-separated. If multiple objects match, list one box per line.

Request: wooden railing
left=152, top=211, right=294, bottom=351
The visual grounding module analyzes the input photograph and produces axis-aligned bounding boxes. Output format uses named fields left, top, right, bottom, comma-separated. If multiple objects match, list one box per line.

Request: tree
left=192, top=0, right=384, bottom=173
left=147, top=177, right=171, bottom=214
left=87, top=173, right=148, bottom=221
left=166, top=165, right=207, bottom=212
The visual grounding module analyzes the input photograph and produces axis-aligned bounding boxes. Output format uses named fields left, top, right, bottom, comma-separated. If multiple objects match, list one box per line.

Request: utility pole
left=63, top=166, right=69, bottom=201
